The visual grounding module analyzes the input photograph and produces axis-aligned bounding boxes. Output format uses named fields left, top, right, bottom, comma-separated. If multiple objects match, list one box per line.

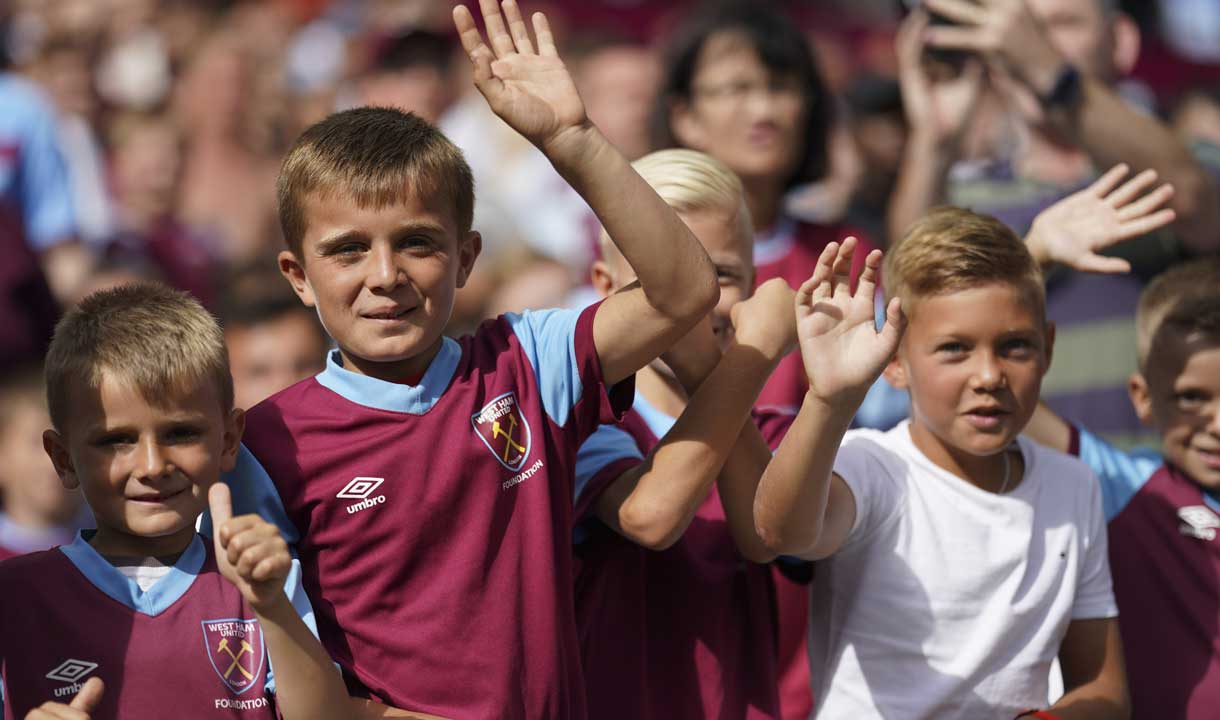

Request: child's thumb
left=69, top=677, right=104, bottom=711
left=208, top=483, right=233, bottom=529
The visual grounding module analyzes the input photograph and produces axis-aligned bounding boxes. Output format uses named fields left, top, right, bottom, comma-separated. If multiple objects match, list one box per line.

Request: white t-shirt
left=809, top=421, right=1117, bottom=719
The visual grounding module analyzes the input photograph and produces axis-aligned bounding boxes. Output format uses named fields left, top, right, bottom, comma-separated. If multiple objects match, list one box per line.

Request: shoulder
left=0, top=547, right=63, bottom=587
left=0, top=74, right=55, bottom=118
left=1024, top=438, right=1105, bottom=501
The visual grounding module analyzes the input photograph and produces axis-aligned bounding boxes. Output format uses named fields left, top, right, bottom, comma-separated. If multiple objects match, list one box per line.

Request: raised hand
left=1025, top=163, right=1177, bottom=274
left=453, top=0, right=587, bottom=150
left=897, top=10, right=986, bottom=149
left=731, top=278, right=798, bottom=362
left=796, top=238, right=904, bottom=405
left=24, top=677, right=104, bottom=720
left=209, top=483, right=291, bottom=612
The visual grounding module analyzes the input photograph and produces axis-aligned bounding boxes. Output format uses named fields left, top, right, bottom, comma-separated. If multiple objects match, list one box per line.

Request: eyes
left=933, top=337, right=1038, bottom=360
left=1174, top=389, right=1212, bottom=412
left=323, top=235, right=439, bottom=262
left=92, top=424, right=206, bottom=449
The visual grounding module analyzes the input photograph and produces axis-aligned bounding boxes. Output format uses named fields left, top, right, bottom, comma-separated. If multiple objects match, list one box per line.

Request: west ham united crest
left=472, top=391, right=532, bottom=472
left=202, top=618, right=265, bottom=694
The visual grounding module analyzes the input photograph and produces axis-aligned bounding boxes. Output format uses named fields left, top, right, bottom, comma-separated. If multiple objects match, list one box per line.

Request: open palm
left=454, top=0, right=587, bottom=148
left=797, top=238, right=905, bottom=404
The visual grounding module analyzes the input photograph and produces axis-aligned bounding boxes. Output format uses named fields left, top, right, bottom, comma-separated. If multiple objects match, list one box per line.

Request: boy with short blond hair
left=1026, top=257, right=1220, bottom=718
left=753, top=207, right=1129, bottom=719
left=0, top=282, right=352, bottom=720
left=217, top=1, right=718, bottom=717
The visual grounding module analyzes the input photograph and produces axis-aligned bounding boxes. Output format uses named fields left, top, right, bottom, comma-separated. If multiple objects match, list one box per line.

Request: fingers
left=1117, top=207, right=1177, bottom=240
left=924, top=0, right=987, bottom=25
left=1074, top=253, right=1133, bottom=275
left=69, top=678, right=104, bottom=712
left=1088, top=163, right=1130, bottom=198
left=855, top=248, right=883, bottom=305
left=923, top=24, right=988, bottom=53
left=25, top=705, right=90, bottom=720
left=502, top=0, right=535, bottom=55
left=1104, top=168, right=1158, bottom=207
left=879, top=296, right=908, bottom=349
left=225, top=523, right=291, bottom=582
left=532, top=12, right=557, bottom=57
left=208, top=483, right=232, bottom=529
left=477, top=0, right=517, bottom=59
left=797, top=242, right=840, bottom=308
left=1116, top=183, right=1174, bottom=222
left=831, top=236, right=858, bottom=300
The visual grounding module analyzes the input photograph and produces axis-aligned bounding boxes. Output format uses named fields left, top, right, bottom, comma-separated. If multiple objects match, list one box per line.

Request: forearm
left=1061, top=76, right=1220, bottom=252
left=1049, top=680, right=1130, bottom=720
left=616, top=342, right=777, bottom=549
left=253, top=594, right=351, bottom=720
left=1023, top=401, right=1072, bottom=453
left=887, top=130, right=955, bottom=243
left=753, top=391, right=857, bottom=555
left=350, top=699, right=451, bottom=719
left=545, top=126, right=717, bottom=317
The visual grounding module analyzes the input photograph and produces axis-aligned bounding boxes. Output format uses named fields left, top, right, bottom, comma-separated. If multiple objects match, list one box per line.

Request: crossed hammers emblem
left=216, top=637, right=254, bottom=681
left=491, top=413, right=526, bottom=461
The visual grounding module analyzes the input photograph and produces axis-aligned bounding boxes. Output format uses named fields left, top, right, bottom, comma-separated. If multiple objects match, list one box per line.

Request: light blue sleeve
left=504, top=308, right=585, bottom=428
left=1076, top=425, right=1163, bottom=521
left=203, top=445, right=299, bottom=545
left=574, top=424, right=643, bottom=506
left=15, top=90, right=75, bottom=250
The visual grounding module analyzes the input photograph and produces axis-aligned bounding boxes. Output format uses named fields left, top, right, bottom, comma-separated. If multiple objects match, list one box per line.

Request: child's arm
left=453, top=1, right=717, bottom=385
left=208, top=485, right=352, bottom=720
left=22, top=677, right=104, bottom=720
left=349, top=699, right=450, bottom=719
left=753, top=239, right=906, bottom=558
left=1043, top=617, right=1130, bottom=720
left=593, top=280, right=794, bottom=552
left=1024, top=401, right=1074, bottom=454
left=1024, top=163, right=1176, bottom=274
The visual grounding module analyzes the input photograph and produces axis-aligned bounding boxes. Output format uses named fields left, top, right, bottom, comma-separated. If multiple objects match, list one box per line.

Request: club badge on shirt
left=202, top=618, right=264, bottom=694
left=472, top=391, right=533, bottom=472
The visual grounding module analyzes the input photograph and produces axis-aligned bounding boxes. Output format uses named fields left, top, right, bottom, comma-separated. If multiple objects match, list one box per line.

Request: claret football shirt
left=218, top=303, right=630, bottom=719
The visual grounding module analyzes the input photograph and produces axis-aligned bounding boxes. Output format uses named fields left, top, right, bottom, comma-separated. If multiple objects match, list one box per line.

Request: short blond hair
left=598, top=148, right=750, bottom=260
left=884, top=206, right=1045, bottom=318
left=44, top=283, right=232, bottom=431
left=1136, top=257, right=1220, bottom=369
left=278, top=107, right=474, bottom=257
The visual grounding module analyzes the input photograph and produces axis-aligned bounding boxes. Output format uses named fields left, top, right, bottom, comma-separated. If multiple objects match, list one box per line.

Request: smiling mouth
left=363, top=308, right=412, bottom=320
left=130, top=487, right=188, bottom=504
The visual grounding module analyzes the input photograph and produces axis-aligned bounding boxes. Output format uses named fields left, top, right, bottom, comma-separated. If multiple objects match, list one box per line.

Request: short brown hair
left=277, top=107, right=474, bottom=256
left=883, top=206, right=1045, bottom=319
left=1137, top=257, right=1220, bottom=369
left=44, top=283, right=232, bottom=431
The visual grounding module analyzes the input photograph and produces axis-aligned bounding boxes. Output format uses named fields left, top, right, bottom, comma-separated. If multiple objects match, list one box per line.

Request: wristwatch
left=1039, top=63, right=1083, bottom=111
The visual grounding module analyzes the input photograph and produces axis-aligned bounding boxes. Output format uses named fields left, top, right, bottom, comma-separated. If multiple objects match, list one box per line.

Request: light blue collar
left=633, top=391, right=676, bottom=440
left=59, top=532, right=205, bottom=616
left=314, top=338, right=461, bottom=414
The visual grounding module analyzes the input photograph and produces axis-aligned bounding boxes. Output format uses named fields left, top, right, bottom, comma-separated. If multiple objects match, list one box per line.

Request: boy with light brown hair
left=753, top=208, right=1129, bottom=719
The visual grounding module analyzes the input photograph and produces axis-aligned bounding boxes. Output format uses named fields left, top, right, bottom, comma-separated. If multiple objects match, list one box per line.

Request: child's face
left=1132, top=340, right=1220, bottom=489
left=226, top=312, right=329, bottom=410
left=0, top=397, right=81, bottom=527
left=671, top=32, right=807, bottom=188
left=886, top=283, right=1052, bottom=461
left=42, top=374, right=243, bottom=557
left=280, top=188, right=480, bottom=381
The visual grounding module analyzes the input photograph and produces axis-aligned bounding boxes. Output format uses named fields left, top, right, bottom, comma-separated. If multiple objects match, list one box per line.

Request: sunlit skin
left=278, top=188, right=481, bottom=383
left=226, top=312, right=329, bottom=410
left=885, top=283, right=1055, bottom=491
left=1131, top=340, right=1220, bottom=490
left=42, top=375, right=243, bottom=558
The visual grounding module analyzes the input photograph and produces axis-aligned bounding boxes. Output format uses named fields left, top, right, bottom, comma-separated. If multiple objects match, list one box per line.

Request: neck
left=635, top=364, right=688, bottom=419
left=89, top=524, right=196, bottom=560
left=743, top=178, right=786, bottom=233
left=338, top=339, right=442, bottom=383
left=907, top=420, right=1018, bottom=494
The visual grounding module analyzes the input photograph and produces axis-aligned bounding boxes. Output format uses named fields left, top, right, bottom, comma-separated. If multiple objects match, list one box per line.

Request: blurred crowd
left=3, top=0, right=1220, bottom=557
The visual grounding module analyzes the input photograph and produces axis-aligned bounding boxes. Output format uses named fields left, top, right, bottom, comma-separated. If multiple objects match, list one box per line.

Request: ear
left=669, top=98, right=707, bottom=151
left=1128, top=372, right=1155, bottom=426
left=589, top=259, right=617, bottom=299
left=1110, top=13, right=1141, bottom=77
left=1042, top=320, right=1056, bottom=372
left=278, top=250, right=316, bottom=308
left=882, top=353, right=908, bottom=390
left=455, top=231, right=483, bottom=288
left=43, top=429, right=79, bottom=490
left=219, top=408, right=246, bottom=473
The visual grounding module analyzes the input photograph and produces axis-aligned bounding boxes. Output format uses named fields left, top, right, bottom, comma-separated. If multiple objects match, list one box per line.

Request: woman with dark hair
left=652, top=4, right=875, bottom=718
left=654, top=0, right=877, bottom=413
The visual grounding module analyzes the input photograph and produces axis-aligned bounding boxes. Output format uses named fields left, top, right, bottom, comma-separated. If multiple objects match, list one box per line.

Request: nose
left=136, top=436, right=171, bottom=481
left=367, top=242, right=402, bottom=292
left=970, top=351, right=1006, bottom=392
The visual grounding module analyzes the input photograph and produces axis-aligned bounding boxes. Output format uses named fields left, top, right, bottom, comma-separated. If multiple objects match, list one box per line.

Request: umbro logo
left=1178, top=505, right=1219, bottom=541
left=47, top=659, right=98, bottom=698
left=338, top=477, right=386, bottom=515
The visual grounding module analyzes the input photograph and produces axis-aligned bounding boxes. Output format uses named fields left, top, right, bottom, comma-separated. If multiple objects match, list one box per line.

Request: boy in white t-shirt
left=752, top=208, right=1129, bottom=719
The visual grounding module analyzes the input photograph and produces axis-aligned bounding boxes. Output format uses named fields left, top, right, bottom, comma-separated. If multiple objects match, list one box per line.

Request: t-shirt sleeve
left=831, top=432, right=903, bottom=548
left=504, top=301, right=634, bottom=438
left=1073, top=424, right=1161, bottom=521
left=573, top=423, right=643, bottom=518
left=1072, top=470, right=1119, bottom=620
left=203, top=444, right=300, bottom=546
